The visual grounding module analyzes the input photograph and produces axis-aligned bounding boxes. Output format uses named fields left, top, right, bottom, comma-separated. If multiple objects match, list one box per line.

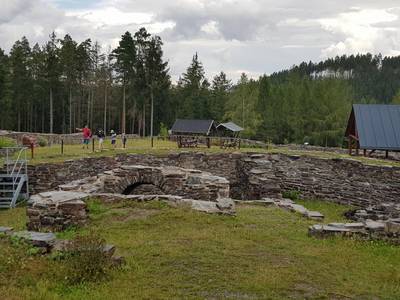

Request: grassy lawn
left=1, top=199, right=400, bottom=299
left=2, top=138, right=398, bottom=168
left=7, top=138, right=269, bottom=165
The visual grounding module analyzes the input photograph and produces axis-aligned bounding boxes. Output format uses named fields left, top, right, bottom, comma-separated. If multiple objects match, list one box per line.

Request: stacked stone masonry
left=19, top=152, right=400, bottom=210
left=26, top=165, right=234, bottom=231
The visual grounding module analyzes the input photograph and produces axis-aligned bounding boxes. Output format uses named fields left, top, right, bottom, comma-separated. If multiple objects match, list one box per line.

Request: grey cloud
left=1, top=0, right=400, bottom=81
left=0, top=0, right=34, bottom=23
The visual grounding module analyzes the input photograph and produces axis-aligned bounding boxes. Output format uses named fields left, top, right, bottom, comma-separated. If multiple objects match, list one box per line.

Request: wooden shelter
left=171, top=119, right=216, bottom=148
left=216, top=122, right=244, bottom=149
left=345, top=104, right=400, bottom=158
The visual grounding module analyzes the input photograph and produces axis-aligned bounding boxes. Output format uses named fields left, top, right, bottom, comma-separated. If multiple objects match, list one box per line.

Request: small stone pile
left=0, top=226, right=122, bottom=263
left=309, top=202, right=400, bottom=243
left=264, top=198, right=324, bottom=220
left=309, top=219, right=400, bottom=243
left=345, top=202, right=400, bottom=222
left=235, top=197, right=324, bottom=220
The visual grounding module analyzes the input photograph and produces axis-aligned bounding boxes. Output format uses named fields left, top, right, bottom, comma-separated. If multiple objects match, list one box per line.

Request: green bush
left=63, top=232, right=112, bottom=285
left=37, top=136, right=48, bottom=147
left=282, top=190, right=301, bottom=201
left=159, top=122, right=169, bottom=138
left=0, top=137, right=17, bottom=149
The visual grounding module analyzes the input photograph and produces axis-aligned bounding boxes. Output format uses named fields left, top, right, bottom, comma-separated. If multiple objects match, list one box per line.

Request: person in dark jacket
left=96, top=129, right=105, bottom=150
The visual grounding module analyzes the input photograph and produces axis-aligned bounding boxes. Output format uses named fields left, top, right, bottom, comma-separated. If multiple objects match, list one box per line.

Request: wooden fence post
left=30, top=143, right=34, bottom=159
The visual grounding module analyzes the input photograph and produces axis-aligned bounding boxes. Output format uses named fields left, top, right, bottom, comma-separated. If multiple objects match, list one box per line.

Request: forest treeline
left=1, top=28, right=400, bottom=146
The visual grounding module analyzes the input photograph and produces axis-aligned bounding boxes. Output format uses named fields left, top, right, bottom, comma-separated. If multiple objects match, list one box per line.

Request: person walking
left=110, top=129, right=117, bottom=149
left=76, top=125, right=91, bottom=149
left=96, top=128, right=105, bottom=150
left=122, top=133, right=127, bottom=148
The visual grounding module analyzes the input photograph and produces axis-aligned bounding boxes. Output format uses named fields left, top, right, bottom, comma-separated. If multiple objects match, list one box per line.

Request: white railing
left=1, top=147, right=29, bottom=207
left=1, top=147, right=27, bottom=176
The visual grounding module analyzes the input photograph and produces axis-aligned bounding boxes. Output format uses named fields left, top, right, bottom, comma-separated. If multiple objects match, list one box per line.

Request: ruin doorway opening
left=122, top=182, right=165, bottom=195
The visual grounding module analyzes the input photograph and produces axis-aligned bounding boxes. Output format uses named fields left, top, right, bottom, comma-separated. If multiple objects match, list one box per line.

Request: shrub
left=159, top=122, right=169, bottom=138
left=63, top=232, right=112, bottom=284
left=37, top=136, right=48, bottom=147
left=282, top=190, right=301, bottom=201
left=0, top=137, right=17, bottom=149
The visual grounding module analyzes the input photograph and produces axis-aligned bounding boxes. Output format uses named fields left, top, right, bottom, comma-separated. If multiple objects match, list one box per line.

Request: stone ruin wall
left=12, top=152, right=400, bottom=208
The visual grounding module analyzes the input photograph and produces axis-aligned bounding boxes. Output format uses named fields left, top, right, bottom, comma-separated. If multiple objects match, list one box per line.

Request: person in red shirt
left=76, top=125, right=91, bottom=149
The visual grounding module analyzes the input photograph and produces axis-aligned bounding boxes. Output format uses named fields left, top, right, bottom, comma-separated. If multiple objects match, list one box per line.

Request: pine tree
left=59, top=34, right=78, bottom=133
left=112, top=31, right=136, bottom=134
left=179, top=53, right=208, bottom=118
left=210, top=71, right=232, bottom=120
left=43, top=32, right=60, bottom=133
left=0, top=48, right=12, bottom=129
left=9, top=36, right=32, bottom=131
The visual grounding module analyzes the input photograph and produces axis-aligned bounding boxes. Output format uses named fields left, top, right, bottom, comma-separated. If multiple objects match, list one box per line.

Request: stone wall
left=242, top=154, right=400, bottom=207
left=26, top=152, right=241, bottom=195
left=14, top=152, right=400, bottom=208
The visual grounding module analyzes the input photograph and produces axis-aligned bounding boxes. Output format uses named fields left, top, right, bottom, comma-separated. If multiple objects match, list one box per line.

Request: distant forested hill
left=0, top=31, right=398, bottom=147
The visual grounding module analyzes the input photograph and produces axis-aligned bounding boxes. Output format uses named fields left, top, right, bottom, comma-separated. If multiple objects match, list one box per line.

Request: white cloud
left=319, top=8, right=400, bottom=57
left=66, top=7, right=153, bottom=27
left=1, top=0, right=400, bottom=81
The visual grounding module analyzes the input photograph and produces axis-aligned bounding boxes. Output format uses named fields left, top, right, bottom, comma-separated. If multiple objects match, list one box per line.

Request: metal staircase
left=0, top=147, right=29, bottom=208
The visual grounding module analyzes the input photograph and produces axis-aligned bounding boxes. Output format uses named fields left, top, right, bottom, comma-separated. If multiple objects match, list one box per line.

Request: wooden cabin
left=345, top=104, right=400, bottom=158
left=171, top=119, right=216, bottom=148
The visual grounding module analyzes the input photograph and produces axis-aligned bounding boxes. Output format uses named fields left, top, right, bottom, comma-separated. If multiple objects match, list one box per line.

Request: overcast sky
left=1, top=0, right=400, bottom=82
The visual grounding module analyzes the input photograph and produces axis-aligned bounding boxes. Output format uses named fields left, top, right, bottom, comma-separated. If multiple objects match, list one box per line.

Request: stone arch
left=104, top=172, right=166, bottom=195
left=101, top=165, right=230, bottom=201
left=122, top=181, right=165, bottom=195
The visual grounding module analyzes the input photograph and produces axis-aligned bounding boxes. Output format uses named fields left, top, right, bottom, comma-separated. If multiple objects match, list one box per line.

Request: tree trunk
left=104, top=81, right=107, bottom=133
left=87, top=88, right=91, bottom=126
left=122, top=84, right=126, bottom=134
left=143, top=101, right=146, bottom=137
left=132, top=101, right=136, bottom=134
left=90, top=87, right=94, bottom=129
left=49, top=87, right=53, bottom=134
left=17, top=98, right=21, bottom=131
left=69, top=86, right=72, bottom=133
left=41, top=101, right=45, bottom=133
left=150, top=86, right=154, bottom=147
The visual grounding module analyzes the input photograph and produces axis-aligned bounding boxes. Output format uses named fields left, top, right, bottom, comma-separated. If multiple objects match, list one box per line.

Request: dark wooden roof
left=171, top=119, right=216, bottom=135
left=345, top=104, right=400, bottom=150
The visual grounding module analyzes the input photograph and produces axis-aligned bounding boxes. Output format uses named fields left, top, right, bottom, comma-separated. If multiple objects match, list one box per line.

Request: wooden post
left=123, top=135, right=127, bottom=149
left=61, top=139, right=64, bottom=155
left=348, top=137, right=352, bottom=155
left=363, top=149, right=366, bottom=157
left=385, top=150, right=389, bottom=159
left=30, top=143, right=34, bottom=159
left=92, top=138, right=95, bottom=152
left=178, top=136, right=181, bottom=148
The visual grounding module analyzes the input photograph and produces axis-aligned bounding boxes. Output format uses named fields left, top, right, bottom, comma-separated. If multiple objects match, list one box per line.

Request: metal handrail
left=0, top=146, right=28, bottom=208
left=10, top=147, right=27, bottom=175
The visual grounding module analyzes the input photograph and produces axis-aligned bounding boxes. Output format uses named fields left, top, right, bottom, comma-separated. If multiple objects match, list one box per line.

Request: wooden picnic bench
left=220, top=138, right=240, bottom=149
left=178, top=137, right=199, bottom=148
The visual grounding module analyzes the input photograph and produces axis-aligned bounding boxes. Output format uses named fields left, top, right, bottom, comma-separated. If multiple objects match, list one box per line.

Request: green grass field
left=1, top=199, right=400, bottom=299
left=14, top=138, right=269, bottom=165
left=3, top=138, right=399, bottom=168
